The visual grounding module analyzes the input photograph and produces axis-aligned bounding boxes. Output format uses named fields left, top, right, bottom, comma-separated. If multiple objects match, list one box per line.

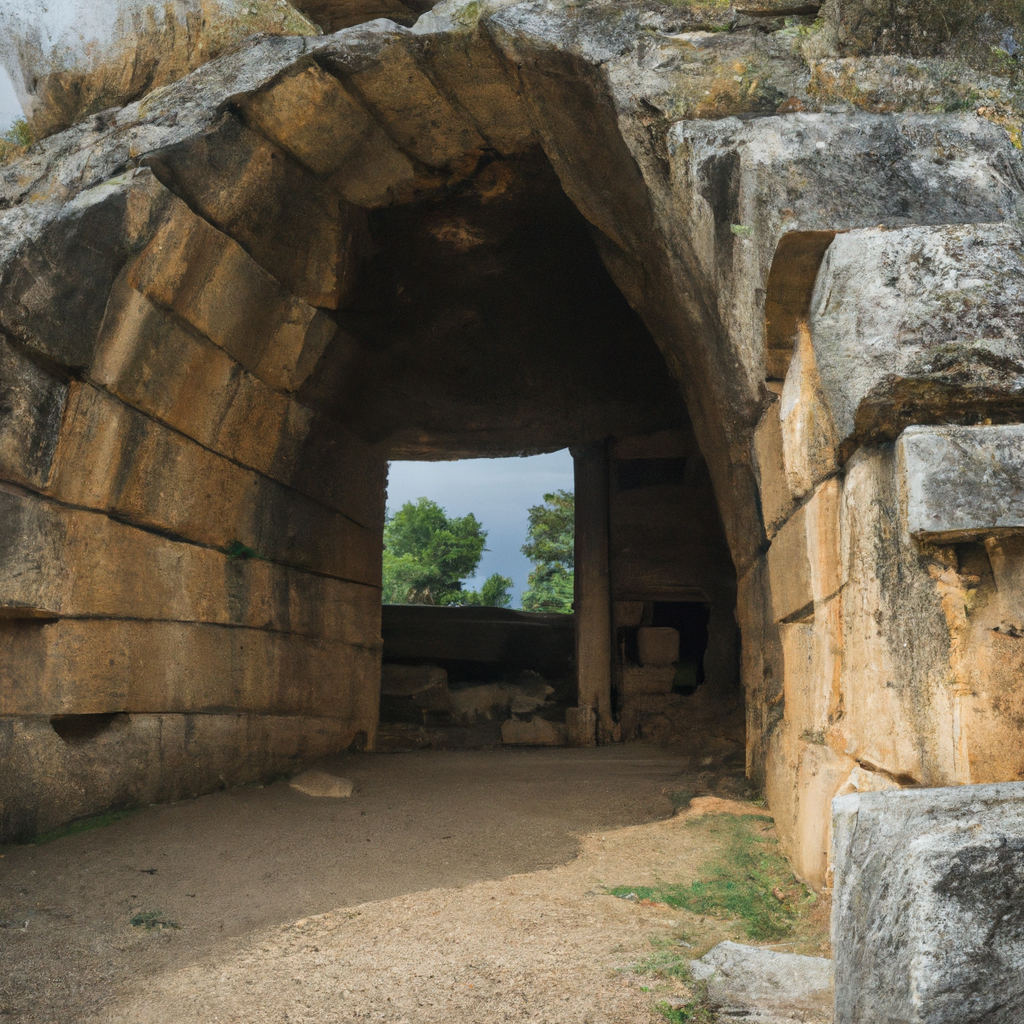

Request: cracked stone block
left=688, top=941, right=834, bottom=1023
left=898, top=424, right=1024, bottom=542
left=832, top=782, right=1024, bottom=1024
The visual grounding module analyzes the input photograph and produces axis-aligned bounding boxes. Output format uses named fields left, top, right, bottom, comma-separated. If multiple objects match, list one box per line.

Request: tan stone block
left=766, top=721, right=855, bottom=891
left=0, top=333, right=68, bottom=490
left=1, top=712, right=374, bottom=843
left=767, top=477, right=842, bottom=623
left=145, top=116, right=361, bottom=307
left=325, top=34, right=484, bottom=169
left=0, top=618, right=380, bottom=718
left=92, top=277, right=385, bottom=527
left=0, top=487, right=380, bottom=637
left=778, top=595, right=843, bottom=742
left=289, top=770, right=355, bottom=798
left=619, top=665, right=676, bottom=695
left=239, top=62, right=417, bottom=204
left=754, top=402, right=795, bottom=538
left=47, top=383, right=380, bottom=584
left=780, top=324, right=839, bottom=501
left=500, top=717, right=567, bottom=746
left=637, top=626, right=679, bottom=666
left=838, top=447, right=958, bottom=786
left=421, top=33, right=534, bottom=156
left=127, top=197, right=335, bottom=392
left=93, top=276, right=314, bottom=483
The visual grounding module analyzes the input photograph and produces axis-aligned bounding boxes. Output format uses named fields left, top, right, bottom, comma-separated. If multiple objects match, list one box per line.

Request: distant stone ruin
left=1, top=0, right=1023, bottom=919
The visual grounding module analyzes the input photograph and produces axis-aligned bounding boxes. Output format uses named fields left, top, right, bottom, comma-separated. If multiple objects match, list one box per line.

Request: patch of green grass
left=656, top=1000, right=716, bottom=1023
left=129, top=909, right=179, bottom=931
left=30, top=807, right=140, bottom=845
left=0, top=118, right=33, bottom=166
left=608, top=815, right=815, bottom=941
left=630, top=941, right=717, bottom=1023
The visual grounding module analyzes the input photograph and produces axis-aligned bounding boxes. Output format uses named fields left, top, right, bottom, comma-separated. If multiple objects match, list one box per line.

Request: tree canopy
left=521, top=489, right=575, bottom=613
left=382, top=497, right=512, bottom=607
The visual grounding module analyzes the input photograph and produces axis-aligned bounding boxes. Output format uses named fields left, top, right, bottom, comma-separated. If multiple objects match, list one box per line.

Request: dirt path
left=1, top=746, right=820, bottom=1023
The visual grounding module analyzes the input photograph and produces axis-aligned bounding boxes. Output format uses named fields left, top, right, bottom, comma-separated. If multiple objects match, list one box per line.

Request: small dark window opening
left=49, top=713, right=126, bottom=743
left=652, top=601, right=710, bottom=694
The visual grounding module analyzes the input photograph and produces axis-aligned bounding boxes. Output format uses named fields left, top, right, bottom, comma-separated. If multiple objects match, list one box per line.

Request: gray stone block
left=832, top=782, right=1024, bottom=1024
left=898, top=424, right=1024, bottom=541
left=688, top=941, right=833, bottom=1022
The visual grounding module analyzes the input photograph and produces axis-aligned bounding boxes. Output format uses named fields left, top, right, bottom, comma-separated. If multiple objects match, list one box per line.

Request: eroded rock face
left=0, top=0, right=321, bottom=138
left=832, top=783, right=1024, bottom=1024
left=0, top=0, right=1023, bottom=862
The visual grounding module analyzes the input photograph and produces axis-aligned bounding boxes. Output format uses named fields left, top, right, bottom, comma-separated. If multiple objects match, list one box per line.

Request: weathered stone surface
left=898, top=424, right=1024, bottom=542
left=239, top=62, right=417, bottom=206
left=832, top=782, right=1024, bottom=1024
left=127, top=197, right=336, bottom=392
left=565, top=705, right=597, bottom=747
left=47, top=383, right=379, bottom=582
left=637, top=627, right=679, bottom=667
left=0, top=333, right=68, bottom=491
left=619, top=665, right=676, bottom=696
left=0, top=171, right=172, bottom=371
left=810, top=223, right=1024, bottom=454
left=289, top=769, right=355, bottom=797
left=0, top=712, right=366, bottom=843
left=319, top=24, right=484, bottom=170
left=754, top=402, right=795, bottom=539
left=0, top=618, right=380, bottom=717
left=500, top=716, right=567, bottom=746
left=837, top=445, right=963, bottom=788
left=145, top=114, right=365, bottom=306
left=92, top=276, right=315, bottom=485
left=0, top=487, right=379, bottom=630
left=0, top=0, right=321, bottom=138
left=767, top=478, right=842, bottom=624
left=780, top=325, right=839, bottom=502
left=689, top=941, right=833, bottom=1023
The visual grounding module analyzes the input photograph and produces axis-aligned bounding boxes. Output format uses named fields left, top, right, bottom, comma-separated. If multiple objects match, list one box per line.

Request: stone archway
left=2, top=0, right=1024, bottom=890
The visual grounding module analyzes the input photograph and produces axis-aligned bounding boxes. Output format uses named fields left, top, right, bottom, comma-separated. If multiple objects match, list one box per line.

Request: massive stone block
left=0, top=487, right=378, bottom=632
left=0, top=618, right=380, bottom=718
left=238, top=61, right=417, bottom=206
left=145, top=114, right=365, bottom=307
left=0, top=712, right=369, bottom=843
left=898, top=424, right=1024, bottom=542
left=832, top=783, right=1024, bottom=1024
left=48, top=383, right=379, bottom=583
left=0, top=172, right=173, bottom=370
left=127, top=197, right=336, bottom=392
left=766, top=477, right=842, bottom=624
left=810, top=223, right=1024, bottom=454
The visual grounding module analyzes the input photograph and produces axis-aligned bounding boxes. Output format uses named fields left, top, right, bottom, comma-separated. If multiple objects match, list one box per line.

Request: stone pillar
left=571, top=441, right=613, bottom=744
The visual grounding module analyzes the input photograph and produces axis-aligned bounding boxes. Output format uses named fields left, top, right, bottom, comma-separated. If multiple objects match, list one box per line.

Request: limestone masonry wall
left=1, top=0, right=1024, bottom=865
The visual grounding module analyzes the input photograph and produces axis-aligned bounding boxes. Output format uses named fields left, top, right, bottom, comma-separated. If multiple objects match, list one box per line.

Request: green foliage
left=630, top=940, right=716, bottom=1023
left=383, top=497, right=507, bottom=606
left=0, top=118, right=33, bottom=165
left=521, top=490, right=574, bottom=613
left=129, top=909, right=179, bottom=931
left=607, top=815, right=815, bottom=941
left=462, top=573, right=514, bottom=608
left=30, top=807, right=139, bottom=845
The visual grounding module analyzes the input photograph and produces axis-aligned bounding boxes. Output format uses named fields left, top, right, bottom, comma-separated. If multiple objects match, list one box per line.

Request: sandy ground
left=0, top=746, right=816, bottom=1024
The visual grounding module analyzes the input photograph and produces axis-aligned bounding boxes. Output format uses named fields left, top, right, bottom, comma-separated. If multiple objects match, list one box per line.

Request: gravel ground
left=1, top=746, right=781, bottom=1023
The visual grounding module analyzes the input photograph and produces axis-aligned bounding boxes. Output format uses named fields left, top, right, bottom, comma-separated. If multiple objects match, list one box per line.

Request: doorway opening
left=378, top=452, right=577, bottom=749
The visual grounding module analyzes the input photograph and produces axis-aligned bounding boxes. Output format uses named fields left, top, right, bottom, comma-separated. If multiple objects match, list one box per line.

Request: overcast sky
left=0, top=65, right=21, bottom=131
left=387, top=452, right=574, bottom=608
